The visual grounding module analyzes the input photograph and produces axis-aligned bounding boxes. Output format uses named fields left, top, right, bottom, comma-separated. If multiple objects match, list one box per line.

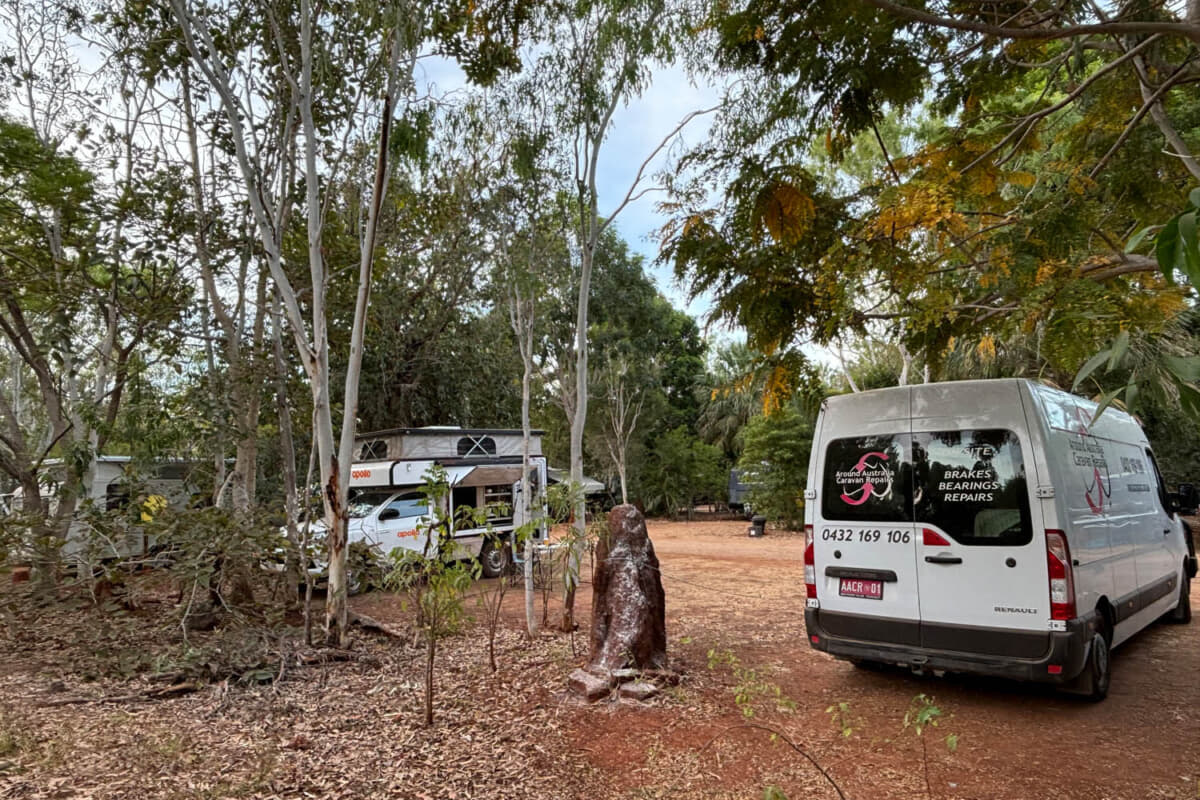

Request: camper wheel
left=479, top=538, right=511, bottom=579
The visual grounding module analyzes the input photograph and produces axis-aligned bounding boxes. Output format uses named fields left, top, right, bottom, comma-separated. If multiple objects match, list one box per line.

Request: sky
left=415, top=54, right=727, bottom=324
left=416, top=52, right=842, bottom=368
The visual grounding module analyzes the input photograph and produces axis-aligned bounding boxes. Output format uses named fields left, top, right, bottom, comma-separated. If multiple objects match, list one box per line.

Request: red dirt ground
left=3, top=515, right=1195, bottom=799
left=541, top=517, right=1200, bottom=800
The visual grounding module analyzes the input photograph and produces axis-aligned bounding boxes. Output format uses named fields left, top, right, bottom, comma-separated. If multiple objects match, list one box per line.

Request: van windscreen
left=822, top=435, right=910, bottom=522
left=913, top=429, right=1031, bottom=546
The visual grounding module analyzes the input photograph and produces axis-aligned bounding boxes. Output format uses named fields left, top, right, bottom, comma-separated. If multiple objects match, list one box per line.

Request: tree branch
left=862, top=0, right=1200, bottom=44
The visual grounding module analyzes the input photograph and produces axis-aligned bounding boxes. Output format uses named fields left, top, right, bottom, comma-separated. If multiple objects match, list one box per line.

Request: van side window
left=913, top=429, right=1032, bottom=546
left=822, top=435, right=910, bottom=522
left=1144, top=449, right=1171, bottom=515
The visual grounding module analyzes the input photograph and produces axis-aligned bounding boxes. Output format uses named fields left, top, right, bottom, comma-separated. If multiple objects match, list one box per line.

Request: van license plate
left=839, top=578, right=883, bottom=600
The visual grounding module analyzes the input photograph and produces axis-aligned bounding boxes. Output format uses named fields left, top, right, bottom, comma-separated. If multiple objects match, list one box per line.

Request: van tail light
left=804, top=525, right=816, bottom=599
left=922, top=528, right=950, bottom=547
left=1046, top=529, right=1076, bottom=621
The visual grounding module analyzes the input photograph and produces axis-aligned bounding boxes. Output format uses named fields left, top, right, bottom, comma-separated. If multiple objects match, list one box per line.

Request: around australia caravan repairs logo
left=837, top=452, right=894, bottom=506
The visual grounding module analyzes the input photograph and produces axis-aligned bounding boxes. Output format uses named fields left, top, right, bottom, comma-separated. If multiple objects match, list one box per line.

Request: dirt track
left=558, top=518, right=1200, bottom=800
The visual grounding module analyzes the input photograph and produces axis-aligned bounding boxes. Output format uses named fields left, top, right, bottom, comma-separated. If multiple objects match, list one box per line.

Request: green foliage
left=143, top=507, right=287, bottom=612
left=1071, top=311, right=1200, bottom=423
left=1151, top=188, right=1200, bottom=287
left=697, top=342, right=763, bottom=459
left=737, top=405, right=814, bottom=529
left=707, top=648, right=796, bottom=718
left=825, top=700, right=855, bottom=738
left=381, top=466, right=479, bottom=723
left=1142, top=397, right=1200, bottom=487
left=668, top=0, right=1198, bottom=415
left=640, top=427, right=726, bottom=517
left=903, top=693, right=958, bottom=754
left=902, top=693, right=943, bottom=736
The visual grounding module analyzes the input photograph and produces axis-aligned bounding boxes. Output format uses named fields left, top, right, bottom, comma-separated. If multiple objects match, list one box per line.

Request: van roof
left=824, top=378, right=1139, bottom=432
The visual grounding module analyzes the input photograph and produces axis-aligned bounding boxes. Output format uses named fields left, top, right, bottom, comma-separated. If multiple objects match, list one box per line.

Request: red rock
left=618, top=681, right=659, bottom=701
left=568, top=668, right=611, bottom=702
left=587, top=505, right=667, bottom=673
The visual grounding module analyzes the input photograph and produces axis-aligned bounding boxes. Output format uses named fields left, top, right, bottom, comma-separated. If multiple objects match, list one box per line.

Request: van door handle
left=924, top=554, right=963, bottom=565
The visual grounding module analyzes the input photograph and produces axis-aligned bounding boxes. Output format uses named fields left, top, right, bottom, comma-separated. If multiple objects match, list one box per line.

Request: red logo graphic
left=1085, top=466, right=1111, bottom=515
left=351, top=469, right=373, bottom=479
left=839, top=452, right=892, bottom=507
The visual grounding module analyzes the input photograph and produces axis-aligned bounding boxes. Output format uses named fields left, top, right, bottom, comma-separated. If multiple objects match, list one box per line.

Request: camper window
left=360, top=440, right=388, bottom=460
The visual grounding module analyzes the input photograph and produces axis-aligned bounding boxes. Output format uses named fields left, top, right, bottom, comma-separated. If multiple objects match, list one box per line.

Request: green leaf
left=1163, top=355, right=1200, bottom=383
left=1155, top=214, right=1182, bottom=284
left=1073, top=349, right=1112, bottom=391
left=1177, top=381, right=1200, bottom=421
left=1179, top=210, right=1200, bottom=280
left=1106, top=330, right=1130, bottom=372
left=1124, top=225, right=1154, bottom=254
left=1092, top=386, right=1124, bottom=423
left=1189, top=187, right=1200, bottom=208
left=945, top=733, right=959, bottom=753
left=1124, top=382, right=1139, bottom=415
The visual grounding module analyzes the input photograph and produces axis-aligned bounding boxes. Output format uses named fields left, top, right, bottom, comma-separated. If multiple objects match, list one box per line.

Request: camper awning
left=349, top=460, right=532, bottom=489
left=547, top=468, right=606, bottom=495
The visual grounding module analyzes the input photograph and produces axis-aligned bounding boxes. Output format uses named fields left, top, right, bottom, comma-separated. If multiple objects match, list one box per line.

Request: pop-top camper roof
left=352, top=427, right=543, bottom=463
left=349, top=427, right=545, bottom=490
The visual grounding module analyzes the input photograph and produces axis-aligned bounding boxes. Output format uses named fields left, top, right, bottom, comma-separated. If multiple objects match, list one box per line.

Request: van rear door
left=814, top=390, right=922, bottom=647
left=910, top=385, right=1049, bottom=656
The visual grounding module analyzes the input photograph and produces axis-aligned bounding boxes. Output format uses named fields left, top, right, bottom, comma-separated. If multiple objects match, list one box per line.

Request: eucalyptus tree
left=525, top=0, right=716, bottom=628
left=164, top=0, right=529, bottom=645
left=0, top=4, right=190, bottom=585
left=479, top=88, right=573, bottom=636
left=331, top=103, right=525, bottom=433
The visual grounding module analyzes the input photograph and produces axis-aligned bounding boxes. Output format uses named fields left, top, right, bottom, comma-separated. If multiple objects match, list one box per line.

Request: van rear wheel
left=1167, top=575, right=1191, bottom=624
left=1074, top=625, right=1111, bottom=702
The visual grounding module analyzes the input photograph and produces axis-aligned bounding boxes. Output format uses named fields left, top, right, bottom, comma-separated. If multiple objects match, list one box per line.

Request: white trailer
left=10, top=456, right=196, bottom=563
left=344, top=427, right=550, bottom=578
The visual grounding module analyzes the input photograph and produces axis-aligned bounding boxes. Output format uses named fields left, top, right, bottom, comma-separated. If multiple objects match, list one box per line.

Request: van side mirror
left=1166, top=493, right=1182, bottom=515
left=1178, top=483, right=1198, bottom=515
left=378, top=508, right=400, bottom=522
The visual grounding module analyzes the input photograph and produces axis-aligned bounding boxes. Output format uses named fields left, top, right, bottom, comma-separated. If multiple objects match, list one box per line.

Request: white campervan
left=342, top=427, right=549, bottom=581
left=803, top=379, right=1196, bottom=700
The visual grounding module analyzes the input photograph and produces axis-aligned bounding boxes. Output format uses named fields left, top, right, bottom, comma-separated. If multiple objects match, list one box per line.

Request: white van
left=803, top=379, right=1196, bottom=700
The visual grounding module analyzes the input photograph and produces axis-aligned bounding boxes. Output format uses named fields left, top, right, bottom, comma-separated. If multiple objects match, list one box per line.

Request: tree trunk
left=562, top=241, right=592, bottom=632
left=519, top=318, right=537, bottom=637
left=273, top=293, right=302, bottom=602
left=424, top=635, right=436, bottom=726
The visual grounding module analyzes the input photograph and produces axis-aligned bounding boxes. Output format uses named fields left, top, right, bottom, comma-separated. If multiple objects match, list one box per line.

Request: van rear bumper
left=805, top=608, right=1095, bottom=684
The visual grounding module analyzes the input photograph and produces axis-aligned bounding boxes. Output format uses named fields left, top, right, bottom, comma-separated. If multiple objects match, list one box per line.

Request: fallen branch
left=295, top=647, right=361, bottom=665
left=36, top=681, right=199, bottom=707
left=349, top=610, right=408, bottom=639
